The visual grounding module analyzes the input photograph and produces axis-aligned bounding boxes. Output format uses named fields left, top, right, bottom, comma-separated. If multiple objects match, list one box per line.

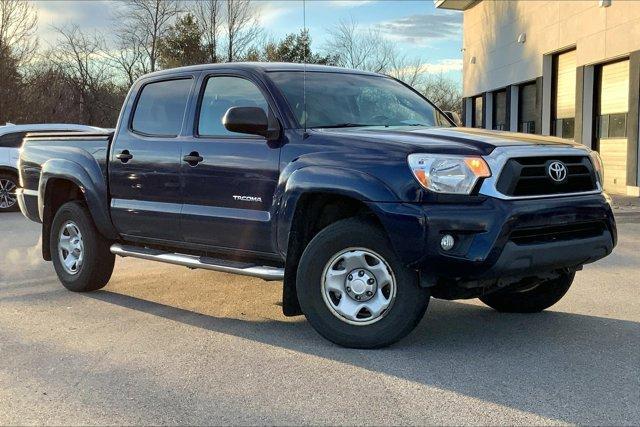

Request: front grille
left=496, top=156, right=597, bottom=197
left=510, top=221, right=606, bottom=245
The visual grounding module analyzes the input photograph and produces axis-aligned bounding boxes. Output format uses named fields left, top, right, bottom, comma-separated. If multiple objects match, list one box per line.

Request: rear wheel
left=296, top=218, right=430, bottom=348
left=50, top=201, right=115, bottom=292
left=0, top=173, right=19, bottom=212
left=479, top=271, right=575, bottom=313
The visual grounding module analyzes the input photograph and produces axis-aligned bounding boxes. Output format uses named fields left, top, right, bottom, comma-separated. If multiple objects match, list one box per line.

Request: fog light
left=440, top=234, right=455, bottom=251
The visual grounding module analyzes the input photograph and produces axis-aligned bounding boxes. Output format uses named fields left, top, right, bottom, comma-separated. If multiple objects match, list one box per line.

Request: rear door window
left=131, top=78, right=192, bottom=137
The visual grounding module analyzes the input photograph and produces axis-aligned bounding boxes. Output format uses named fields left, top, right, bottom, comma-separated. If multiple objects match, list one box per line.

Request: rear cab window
left=131, top=78, right=193, bottom=137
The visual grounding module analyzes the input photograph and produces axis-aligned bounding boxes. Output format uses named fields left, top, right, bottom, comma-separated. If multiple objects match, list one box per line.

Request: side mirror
left=223, top=107, right=270, bottom=138
left=443, top=111, right=461, bottom=126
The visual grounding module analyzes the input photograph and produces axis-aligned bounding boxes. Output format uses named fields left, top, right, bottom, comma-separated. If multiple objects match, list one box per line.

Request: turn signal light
left=464, top=157, right=491, bottom=178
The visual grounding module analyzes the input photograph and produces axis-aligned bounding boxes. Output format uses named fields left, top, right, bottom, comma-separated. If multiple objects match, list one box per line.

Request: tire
left=50, top=201, right=115, bottom=292
left=0, top=172, right=19, bottom=212
left=296, top=218, right=430, bottom=348
left=479, top=271, right=575, bottom=313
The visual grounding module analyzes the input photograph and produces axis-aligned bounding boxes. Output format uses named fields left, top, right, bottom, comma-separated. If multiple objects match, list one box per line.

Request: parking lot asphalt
left=0, top=211, right=638, bottom=425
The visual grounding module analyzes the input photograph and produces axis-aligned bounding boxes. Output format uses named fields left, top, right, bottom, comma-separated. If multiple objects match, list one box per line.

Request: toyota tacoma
left=16, top=63, right=616, bottom=348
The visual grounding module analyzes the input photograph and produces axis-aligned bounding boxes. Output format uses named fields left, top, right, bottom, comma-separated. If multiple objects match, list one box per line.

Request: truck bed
left=20, top=131, right=114, bottom=193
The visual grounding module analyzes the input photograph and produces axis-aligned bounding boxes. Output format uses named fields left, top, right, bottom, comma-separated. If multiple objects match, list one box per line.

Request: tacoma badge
left=233, top=195, right=262, bottom=202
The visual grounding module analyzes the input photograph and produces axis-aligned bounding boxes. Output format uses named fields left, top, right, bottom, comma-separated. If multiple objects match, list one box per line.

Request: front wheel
left=479, top=271, right=575, bottom=313
left=296, top=218, right=430, bottom=348
left=50, top=201, right=115, bottom=292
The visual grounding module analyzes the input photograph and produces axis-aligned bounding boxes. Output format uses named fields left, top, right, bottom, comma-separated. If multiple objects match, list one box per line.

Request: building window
left=472, top=95, right=483, bottom=128
left=492, top=90, right=507, bottom=130
left=518, top=82, right=537, bottom=134
left=552, top=49, right=577, bottom=139
left=597, top=113, right=628, bottom=139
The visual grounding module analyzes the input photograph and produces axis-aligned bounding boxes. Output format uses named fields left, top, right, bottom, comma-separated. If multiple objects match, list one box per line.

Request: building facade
left=436, top=0, right=640, bottom=196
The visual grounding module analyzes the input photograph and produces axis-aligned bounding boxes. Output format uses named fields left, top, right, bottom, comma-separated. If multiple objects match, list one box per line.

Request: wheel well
left=0, top=167, right=18, bottom=178
left=41, top=179, right=85, bottom=261
left=282, top=193, right=383, bottom=316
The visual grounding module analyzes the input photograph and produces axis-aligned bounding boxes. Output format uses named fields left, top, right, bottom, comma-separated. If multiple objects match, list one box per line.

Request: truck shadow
left=87, top=290, right=639, bottom=425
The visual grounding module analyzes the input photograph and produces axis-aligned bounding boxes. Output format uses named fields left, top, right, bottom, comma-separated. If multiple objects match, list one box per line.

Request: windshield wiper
left=309, top=123, right=375, bottom=129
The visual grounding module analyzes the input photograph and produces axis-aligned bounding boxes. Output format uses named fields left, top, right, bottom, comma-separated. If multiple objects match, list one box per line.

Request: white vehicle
left=0, top=123, right=104, bottom=212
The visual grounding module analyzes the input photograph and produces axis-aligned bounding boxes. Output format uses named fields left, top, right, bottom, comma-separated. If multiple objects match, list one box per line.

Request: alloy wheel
left=58, top=221, right=84, bottom=275
left=0, top=178, right=17, bottom=209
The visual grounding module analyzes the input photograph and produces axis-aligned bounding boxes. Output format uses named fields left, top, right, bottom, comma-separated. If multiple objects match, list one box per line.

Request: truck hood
left=314, top=126, right=584, bottom=155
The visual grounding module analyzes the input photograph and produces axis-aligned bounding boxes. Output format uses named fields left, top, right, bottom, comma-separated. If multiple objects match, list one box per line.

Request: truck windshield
left=269, top=71, right=451, bottom=129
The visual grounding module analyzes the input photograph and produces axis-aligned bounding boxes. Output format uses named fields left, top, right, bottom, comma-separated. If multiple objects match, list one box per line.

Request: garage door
left=597, top=59, right=629, bottom=194
left=553, top=50, right=577, bottom=139
left=519, top=82, right=537, bottom=133
left=493, top=90, right=507, bottom=130
left=473, top=95, right=483, bottom=128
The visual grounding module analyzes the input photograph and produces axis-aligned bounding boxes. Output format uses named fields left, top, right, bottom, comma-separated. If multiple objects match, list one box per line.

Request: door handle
left=116, top=150, right=133, bottom=163
left=183, top=151, right=204, bottom=166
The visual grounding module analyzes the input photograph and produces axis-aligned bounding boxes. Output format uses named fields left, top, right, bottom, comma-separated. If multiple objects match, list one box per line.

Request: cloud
left=396, top=59, right=463, bottom=77
left=33, top=0, right=116, bottom=42
left=378, top=12, right=462, bottom=43
left=256, top=3, right=294, bottom=27
left=421, top=58, right=463, bottom=74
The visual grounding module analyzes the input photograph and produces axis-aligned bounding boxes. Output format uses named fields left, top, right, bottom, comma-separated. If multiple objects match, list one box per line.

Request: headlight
left=589, top=150, right=604, bottom=186
left=408, top=154, right=491, bottom=195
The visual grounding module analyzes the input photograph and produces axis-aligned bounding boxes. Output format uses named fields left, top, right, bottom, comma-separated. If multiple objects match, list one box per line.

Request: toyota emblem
left=547, top=161, right=568, bottom=183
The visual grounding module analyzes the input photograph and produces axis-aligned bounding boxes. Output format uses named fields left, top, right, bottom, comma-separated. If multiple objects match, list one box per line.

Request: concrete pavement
left=0, top=212, right=638, bottom=425
left=612, top=195, right=640, bottom=223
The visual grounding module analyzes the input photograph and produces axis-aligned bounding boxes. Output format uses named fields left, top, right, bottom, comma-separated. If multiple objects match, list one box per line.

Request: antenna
left=303, top=0, right=307, bottom=135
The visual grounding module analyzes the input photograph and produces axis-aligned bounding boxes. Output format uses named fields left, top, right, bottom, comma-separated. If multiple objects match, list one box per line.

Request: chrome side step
left=110, top=244, right=284, bottom=281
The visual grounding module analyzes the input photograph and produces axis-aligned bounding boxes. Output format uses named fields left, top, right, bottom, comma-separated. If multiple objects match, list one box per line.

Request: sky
left=32, top=0, right=463, bottom=81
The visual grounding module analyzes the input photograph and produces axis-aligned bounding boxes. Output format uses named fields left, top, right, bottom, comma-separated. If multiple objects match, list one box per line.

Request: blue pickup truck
left=17, top=63, right=616, bottom=348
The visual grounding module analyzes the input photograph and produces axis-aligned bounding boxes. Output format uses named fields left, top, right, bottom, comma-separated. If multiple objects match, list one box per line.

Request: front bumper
left=370, top=193, right=616, bottom=281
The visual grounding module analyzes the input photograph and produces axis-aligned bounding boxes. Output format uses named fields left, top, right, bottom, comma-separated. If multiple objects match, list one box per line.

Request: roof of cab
left=140, top=62, right=383, bottom=80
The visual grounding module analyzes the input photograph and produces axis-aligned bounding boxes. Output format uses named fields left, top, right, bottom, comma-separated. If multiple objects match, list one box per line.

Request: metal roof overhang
left=434, top=0, right=479, bottom=11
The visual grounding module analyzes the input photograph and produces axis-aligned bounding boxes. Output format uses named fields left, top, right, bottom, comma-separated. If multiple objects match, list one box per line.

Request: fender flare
left=39, top=158, right=118, bottom=240
left=276, top=165, right=400, bottom=256
left=275, top=165, right=429, bottom=317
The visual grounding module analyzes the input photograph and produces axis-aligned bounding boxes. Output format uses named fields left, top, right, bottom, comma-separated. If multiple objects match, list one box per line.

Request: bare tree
left=324, top=19, right=393, bottom=74
left=108, top=31, right=149, bottom=86
left=325, top=18, right=461, bottom=105
left=115, top=0, right=181, bottom=72
left=0, top=0, right=38, bottom=122
left=419, top=73, right=462, bottom=115
left=0, top=0, right=38, bottom=65
left=194, top=0, right=222, bottom=63
left=50, top=25, right=115, bottom=124
left=225, top=0, right=261, bottom=62
left=387, top=56, right=426, bottom=87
